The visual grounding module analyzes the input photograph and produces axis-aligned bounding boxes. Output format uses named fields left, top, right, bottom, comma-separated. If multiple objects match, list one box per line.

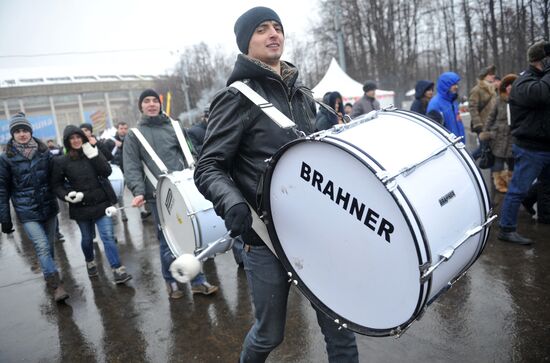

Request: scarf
left=141, top=113, right=170, bottom=126
left=13, top=138, right=38, bottom=160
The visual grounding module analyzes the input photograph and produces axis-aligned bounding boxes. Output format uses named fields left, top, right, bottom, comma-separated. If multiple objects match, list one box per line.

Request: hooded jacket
left=410, top=80, right=434, bottom=115
left=427, top=72, right=465, bottom=139
left=508, top=65, right=550, bottom=151
left=50, top=125, right=113, bottom=220
left=0, top=138, right=58, bottom=224
left=194, top=54, right=316, bottom=245
left=315, top=91, right=342, bottom=131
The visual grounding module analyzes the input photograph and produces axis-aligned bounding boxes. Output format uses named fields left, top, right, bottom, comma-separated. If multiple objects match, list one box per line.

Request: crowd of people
left=0, top=5, right=548, bottom=362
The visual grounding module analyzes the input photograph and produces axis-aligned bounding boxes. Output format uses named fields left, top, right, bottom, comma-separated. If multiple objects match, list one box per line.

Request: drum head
left=263, top=139, right=427, bottom=336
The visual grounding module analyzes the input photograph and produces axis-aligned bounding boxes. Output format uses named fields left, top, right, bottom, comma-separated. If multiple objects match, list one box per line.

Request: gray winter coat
left=123, top=114, right=192, bottom=201
left=350, top=94, right=380, bottom=118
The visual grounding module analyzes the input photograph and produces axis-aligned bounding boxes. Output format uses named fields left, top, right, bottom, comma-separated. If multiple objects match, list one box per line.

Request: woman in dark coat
left=0, top=112, right=68, bottom=302
left=51, top=125, right=131, bottom=284
left=410, top=80, right=434, bottom=115
left=315, top=91, right=344, bottom=131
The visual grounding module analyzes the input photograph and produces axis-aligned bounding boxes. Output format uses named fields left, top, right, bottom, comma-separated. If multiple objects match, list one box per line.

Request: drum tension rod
left=377, top=136, right=464, bottom=189
left=420, top=215, right=497, bottom=283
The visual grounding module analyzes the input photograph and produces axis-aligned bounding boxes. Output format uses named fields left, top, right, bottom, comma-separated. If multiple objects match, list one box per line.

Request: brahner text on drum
left=300, top=161, right=395, bottom=243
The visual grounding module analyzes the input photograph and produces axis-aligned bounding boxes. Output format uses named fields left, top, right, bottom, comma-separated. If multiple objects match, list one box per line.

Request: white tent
left=311, top=58, right=395, bottom=108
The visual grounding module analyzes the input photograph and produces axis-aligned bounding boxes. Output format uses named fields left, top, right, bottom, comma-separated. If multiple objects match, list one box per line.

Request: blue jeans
left=149, top=201, right=206, bottom=286
left=240, top=245, right=358, bottom=363
left=22, top=216, right=58, bottom=278
left=499, top=144, right=550, bottom=231
left=76, top=216, right=121, bottom=268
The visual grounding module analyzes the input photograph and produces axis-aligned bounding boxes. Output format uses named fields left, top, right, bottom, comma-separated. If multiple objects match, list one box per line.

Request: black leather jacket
left=194, top=55, right=316, bottom=244
left=509, top=64, right=550, bottom=151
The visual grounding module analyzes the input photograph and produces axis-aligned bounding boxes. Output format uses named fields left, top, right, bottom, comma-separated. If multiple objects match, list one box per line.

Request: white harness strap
left=170, top=119, right=195, bottom=169
left=130, top=128, right=167, bottom=187
left=229, top=81, right=296, bottom=129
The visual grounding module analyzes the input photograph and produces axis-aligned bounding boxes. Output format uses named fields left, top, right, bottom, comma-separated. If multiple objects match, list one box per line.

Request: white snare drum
left=108, top=164, right=124, bottom=199
left=156, top=169, right=227, bottom=257
left=262, top=109, right=493, bottom=336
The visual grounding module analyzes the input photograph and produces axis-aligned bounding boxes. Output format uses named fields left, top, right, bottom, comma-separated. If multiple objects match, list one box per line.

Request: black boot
left=45, top=273, right=69, bottom=302
left=497, top=230, right=533, bottom=245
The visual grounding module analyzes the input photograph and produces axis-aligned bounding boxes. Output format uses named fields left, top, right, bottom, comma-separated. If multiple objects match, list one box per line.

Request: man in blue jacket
left=427, top=72, right=465, bottom=140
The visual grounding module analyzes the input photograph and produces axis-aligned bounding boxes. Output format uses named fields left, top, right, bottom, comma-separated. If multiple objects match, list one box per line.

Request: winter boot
left=87, top=259, right=99, bottom=277
left=166, top=281, right=185, bottom=299
left=45, top=273, right=69, bottom=303
left=492, top=172, right=508, bottom=193
left=113, top=266, right=132, bottom=284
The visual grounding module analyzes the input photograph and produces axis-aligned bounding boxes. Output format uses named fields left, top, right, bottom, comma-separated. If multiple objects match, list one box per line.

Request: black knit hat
left=79, top=122, right=93, bottom=133
left=363, top=81, right=377, bottom=93
left=9, top=112, right=33, bottom=136
left=527, top=40, right=550, bottom=62
left=138, top=89, right=162, bottom=113
left=234, top=7, right=283, bottom=54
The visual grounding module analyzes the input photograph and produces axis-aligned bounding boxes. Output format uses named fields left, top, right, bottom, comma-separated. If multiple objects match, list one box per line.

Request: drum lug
left=376, top=171, right=398, bottom=192
left=421, top=215, right=498, bottom=282
left=418, top=262, right=430, bottom=283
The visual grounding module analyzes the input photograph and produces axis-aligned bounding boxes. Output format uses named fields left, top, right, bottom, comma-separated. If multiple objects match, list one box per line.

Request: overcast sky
left=0, top=0, right=319, bottom=80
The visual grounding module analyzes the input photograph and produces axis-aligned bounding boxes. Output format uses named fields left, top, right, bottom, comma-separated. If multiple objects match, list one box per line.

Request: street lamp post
left=180, top=59, right=193, bottom=126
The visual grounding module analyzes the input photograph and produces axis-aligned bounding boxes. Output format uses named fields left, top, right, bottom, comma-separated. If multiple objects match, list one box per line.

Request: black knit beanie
left=138, top=89, right=162, bottom=112
left=9, top=112, right=33, bottom=136
left=363, top=81, right=377, bottom=93
left=234, top=7, right=283, bottom=54
left=79, top=122, right=93, bottom=133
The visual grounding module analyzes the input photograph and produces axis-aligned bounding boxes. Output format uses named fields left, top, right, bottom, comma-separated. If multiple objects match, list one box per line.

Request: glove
left=472, top=125, right=483, bottom=134
left=105, top=206, right=118, bottom=217
left=74, top=192, right=84, bottom=203
left=64, top=191, right=84, bottom=203
left=224, top=203, right=252, bottom=238
left=2, top=221, right=14, bottom=234
left=82, top=142, right=99, bottom=159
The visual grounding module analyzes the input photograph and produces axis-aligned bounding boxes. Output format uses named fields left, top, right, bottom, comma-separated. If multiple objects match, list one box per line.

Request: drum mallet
left=170, top=231, right=233, bottom=283
left=105, top=205, right=145, bottom=217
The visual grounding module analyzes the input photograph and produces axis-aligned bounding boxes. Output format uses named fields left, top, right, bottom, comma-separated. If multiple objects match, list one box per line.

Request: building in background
left=0, top=74, right=166, bottom=145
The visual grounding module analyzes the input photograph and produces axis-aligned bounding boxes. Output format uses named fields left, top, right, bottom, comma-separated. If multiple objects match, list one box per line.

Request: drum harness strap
left=229, top=81, right=351, bottom=129
left=130, top=127, right=167, bottom=188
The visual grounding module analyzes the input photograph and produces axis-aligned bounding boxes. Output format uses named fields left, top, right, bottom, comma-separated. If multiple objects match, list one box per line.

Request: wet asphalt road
left=1, top=180, right=549, bottom=362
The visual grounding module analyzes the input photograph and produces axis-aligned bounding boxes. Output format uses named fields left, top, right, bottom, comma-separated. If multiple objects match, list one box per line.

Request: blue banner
left=0, top=114, right=57, bottom=144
